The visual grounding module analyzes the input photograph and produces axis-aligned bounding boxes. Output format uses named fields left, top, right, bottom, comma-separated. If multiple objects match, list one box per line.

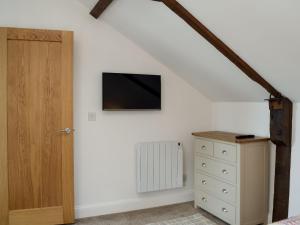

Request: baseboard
left=75, top=189, right=194, bottom=219
left=268, top=212, right=273, bottom=224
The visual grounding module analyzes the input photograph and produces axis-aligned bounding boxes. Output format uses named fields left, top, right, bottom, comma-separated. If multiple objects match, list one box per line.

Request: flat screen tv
left=102, top=73, right=161, bottom=110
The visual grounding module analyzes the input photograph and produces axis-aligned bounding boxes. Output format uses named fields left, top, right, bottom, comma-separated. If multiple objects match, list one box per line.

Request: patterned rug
left=147, top=214, right=218, bottom=225
left=270, top=215, right=300, bottom=225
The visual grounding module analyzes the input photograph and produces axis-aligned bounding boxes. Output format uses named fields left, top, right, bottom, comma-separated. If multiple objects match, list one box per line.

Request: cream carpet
left=147, top=214, right=218, bottom=225
left=76, top=202, right=226, bottom=225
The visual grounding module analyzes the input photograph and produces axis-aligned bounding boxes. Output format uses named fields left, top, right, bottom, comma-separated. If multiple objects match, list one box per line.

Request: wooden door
left=0, top=28, right=74, bottom=225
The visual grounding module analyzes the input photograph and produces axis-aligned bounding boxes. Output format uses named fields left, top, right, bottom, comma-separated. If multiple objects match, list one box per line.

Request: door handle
left=222, top=207, right=228, bottom=213
left=58, top=128, right=75, bottom=135
left=222, top=188, right=229, bottom=194
left=222, top=169, right=229, bottom=175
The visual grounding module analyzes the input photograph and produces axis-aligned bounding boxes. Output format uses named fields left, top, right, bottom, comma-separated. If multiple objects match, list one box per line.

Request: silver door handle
left=222, top=188, right=229, bottom=194
left=58, top=128, right=75, bottom=134
left=222, top=169, right=229, bottom=174
left=222, top=208, right=228, bottom=213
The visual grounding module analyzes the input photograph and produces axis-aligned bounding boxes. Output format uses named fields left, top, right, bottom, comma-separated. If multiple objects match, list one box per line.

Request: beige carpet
left=75, top=202, right=226, bottom=225
left=146, top=213, right=218, bottom=225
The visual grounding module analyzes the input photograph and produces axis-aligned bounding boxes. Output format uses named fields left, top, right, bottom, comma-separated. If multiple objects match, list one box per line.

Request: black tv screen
left=102, top=73, right=161, bottom=110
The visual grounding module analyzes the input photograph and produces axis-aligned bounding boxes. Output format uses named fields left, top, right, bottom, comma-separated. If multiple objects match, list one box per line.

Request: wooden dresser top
left=192, top=131, right=270, bottom=144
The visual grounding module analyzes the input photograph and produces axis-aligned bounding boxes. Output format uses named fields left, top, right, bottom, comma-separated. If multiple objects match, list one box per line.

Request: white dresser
left=193, top=131, right=270, bottom=225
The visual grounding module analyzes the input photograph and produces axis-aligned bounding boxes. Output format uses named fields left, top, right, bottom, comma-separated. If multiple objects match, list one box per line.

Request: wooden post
left=269, top=97, right=293, bottom=221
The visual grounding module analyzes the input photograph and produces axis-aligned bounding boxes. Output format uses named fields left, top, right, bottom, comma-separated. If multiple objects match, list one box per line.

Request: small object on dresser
left=235, top=134, right=255, bottom=139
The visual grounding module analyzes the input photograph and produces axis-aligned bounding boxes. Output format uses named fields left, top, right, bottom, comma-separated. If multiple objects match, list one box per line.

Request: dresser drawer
left=195, top=173, right=236, bottom=203
left=196, top=190, right=236, bottom=224
left=214, top=142, right=237, bottom=162
left=195, top=139, right=213, bottom=156
left=195, top=157, right=236, bottom=184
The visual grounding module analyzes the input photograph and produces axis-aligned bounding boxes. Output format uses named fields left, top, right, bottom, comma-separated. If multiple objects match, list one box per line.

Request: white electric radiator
left=136, top=141, right=183, bottom=193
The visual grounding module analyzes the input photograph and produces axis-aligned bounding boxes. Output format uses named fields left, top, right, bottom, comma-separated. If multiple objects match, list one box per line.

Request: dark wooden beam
left=154, top=0, right=293, bottom=222
left=269, top=97, right=293, bottom=221
left=157, top=0, right=282, bottom=98
left=90, top=0, right=114, bottom=19
left=273, top=145, right=291, bottom=221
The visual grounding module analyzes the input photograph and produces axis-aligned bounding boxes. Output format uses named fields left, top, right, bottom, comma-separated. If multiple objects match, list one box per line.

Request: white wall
left=212, top=102, right=270, bottom=136
left=289, top=103, right=300, bottom=217
left=0, top=0, right=213, bottom=218
left=212, top=102, right=300, bottom=218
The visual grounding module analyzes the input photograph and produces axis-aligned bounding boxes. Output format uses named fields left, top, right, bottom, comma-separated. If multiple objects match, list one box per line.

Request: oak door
left=0, top=28, right=74, bottom=225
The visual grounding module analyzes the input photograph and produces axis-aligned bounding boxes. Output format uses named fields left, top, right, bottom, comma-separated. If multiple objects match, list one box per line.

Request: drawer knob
left=222, top=150, right=227, bottom=154
left=202, top=163, right=207, bottom=168
left=201, top=197, right=207, bottom=202
left=222, top=208, right=228, bottom=213
left=201, top=145, right=207, bottom=150
left=222, top=169, right=228, bottom=174
left=201, top=180, right=207, bottom=185
left=222, top=188, right=229, bottom=194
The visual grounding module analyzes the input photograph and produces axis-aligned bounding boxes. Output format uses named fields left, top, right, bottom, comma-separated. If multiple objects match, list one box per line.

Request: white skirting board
left=75, top=189, right=194, bottom=219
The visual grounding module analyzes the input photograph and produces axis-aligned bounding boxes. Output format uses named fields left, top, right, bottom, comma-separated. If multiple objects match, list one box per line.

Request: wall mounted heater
left=136, top=141, right=183, bottom=193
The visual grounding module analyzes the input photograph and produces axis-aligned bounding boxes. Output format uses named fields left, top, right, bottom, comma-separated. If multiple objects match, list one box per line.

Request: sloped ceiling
left=79, top=0, right=300, bottom=102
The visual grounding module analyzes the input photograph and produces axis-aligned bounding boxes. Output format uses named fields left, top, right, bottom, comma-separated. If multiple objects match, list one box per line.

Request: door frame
left=0, top=27, right=74, bottom=225
left=0, top=27, right=9, bottom=225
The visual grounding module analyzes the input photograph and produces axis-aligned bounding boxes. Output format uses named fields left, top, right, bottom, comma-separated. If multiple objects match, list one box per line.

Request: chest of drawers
left=193, top=131, right=270, bottom=225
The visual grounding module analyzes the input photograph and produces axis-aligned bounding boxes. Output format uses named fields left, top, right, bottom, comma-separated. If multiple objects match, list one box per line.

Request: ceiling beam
left=155, top=0, right=292, bottom=222
left=156, top=0, right=282, bottom=98
left=90, top=0, right=114, bottom=19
